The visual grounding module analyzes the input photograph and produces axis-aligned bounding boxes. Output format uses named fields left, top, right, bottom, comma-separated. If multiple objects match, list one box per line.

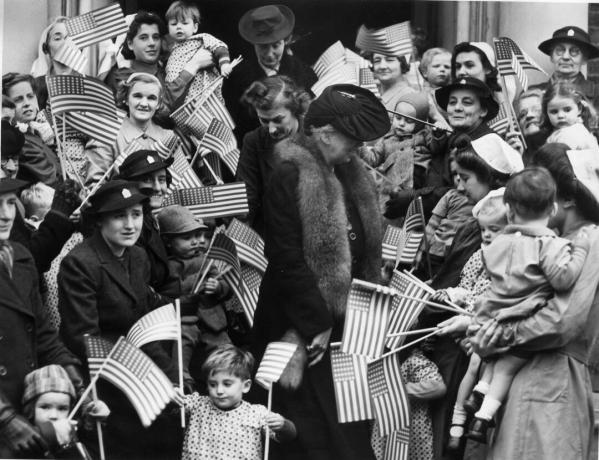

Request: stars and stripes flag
left=53, top=38, right=88, bottom=74
left=489, top=103, right=510, bottom=137
left=201, top=119, right=240, bottom=175
left=55, top=109, right=126, bottom=146
left=355, top=22, right=413, bottom=60
left=313, top=41, right=346, bottom=78
left=493, top=37, right=546, bottom=90
left=66, top=3, right=128, bottom=49
left=223, top=264, right=262, bottom=327
left=330, top=345, right=373, bottom=423
left=126, top=304, right=179, bottom=348
left=203, top=233, right=241, bottom=287
left=395, top=230, right=423, bottom=267
left=368, top=353, right=410, bottom=436
left=312, top=63, right=358, bottom=97
left=255, top=342, right=298, bottom=390
left=47, top=75, right=116, bottom=119
left=345, top=48, right=373, bottom=70
left=382, top=225, right=404, bottom=261
left=386, top=270, right=431, bottom=350
left=170, top=96, right=213, bottom=138
left=403, top=199, right=424, bottom=233
left=84, top=336, right=182, bottom=427
left=511, top=53, right=528, bottom=91
left=384, top=427, right=411, bottom=460
left=359, top=68, right=381, bottom=98
left=168, top=148, right=203, bottom=192
left=168, top=182, right=249, bottom=219
left=225, top=219, right=268, bottom=273
left=341, top=279, right=396, bottom=359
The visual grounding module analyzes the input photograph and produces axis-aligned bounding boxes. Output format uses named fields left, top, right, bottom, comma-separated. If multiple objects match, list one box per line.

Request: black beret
left=304, top=84, right=391, bottom=142
left=1, top=120, right=25, bottom=158
left=435, top=77, right=499, bottom=121
left=0, top=178, right=28, bottom=195
left=117, top=150, right=174, bottom=180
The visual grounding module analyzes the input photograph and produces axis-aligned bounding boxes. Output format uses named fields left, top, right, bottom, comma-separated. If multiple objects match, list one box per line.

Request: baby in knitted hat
left=360, top=91, right=440, bottom=219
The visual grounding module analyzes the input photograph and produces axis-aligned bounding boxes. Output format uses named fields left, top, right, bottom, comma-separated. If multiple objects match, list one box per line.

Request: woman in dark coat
left=223, top=5, right=317, bottom=143
left=252, top=84, right=389, bottom=460
left=58, top=180, right=179, bottom=460
left=236, top=75, right=311, bottom=236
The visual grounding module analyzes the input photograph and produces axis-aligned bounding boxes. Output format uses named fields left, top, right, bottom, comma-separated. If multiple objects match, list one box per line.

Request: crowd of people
left=1, top=1, right=599, bottom=460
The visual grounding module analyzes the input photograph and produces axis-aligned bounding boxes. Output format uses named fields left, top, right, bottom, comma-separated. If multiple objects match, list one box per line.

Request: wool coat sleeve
left=236, top=129, right=263, bottom=229
left=261, top=161, right=334, bottom=339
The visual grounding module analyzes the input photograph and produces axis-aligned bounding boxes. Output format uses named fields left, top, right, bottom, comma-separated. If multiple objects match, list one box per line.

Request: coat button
left=0, top=366, right=6, bottom=376
left=349, top=232, right=357, bottom=241
left=25, top=323, right=33, bottom=333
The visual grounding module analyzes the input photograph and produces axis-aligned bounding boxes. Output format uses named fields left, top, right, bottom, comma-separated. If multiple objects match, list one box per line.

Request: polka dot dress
left=457, top=249, right=491, bottom=313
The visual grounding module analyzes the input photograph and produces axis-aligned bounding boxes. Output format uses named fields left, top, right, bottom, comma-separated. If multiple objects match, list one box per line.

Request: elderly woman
left=85, top=72, right=179, bottom=188
left=535, top=26, right=599, bottom=109
left=440, top=143, right=599, bottom=459
left=58, top=179, right=179, bottom=460
left=252, top=84, right=388, bottom=459
left=104, top=11, right=211, bottom=113
left=223, top=5, right=317, bottom=142
left=236, top=75, right=311, bottom=236
left=514, top=88, right=549, bottom=163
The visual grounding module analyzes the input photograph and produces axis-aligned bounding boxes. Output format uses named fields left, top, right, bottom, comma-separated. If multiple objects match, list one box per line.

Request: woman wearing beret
left=58, top=180, right=180, bottom=459
left=252, top=84, right=388, bottom=459
left=236, top=75, right=311, bottom=237
left=223, top=4, right=317, bottom=143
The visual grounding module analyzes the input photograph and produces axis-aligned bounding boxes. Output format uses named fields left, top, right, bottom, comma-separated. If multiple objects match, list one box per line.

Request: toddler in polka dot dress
left=182, top=345, right=296, bottom=460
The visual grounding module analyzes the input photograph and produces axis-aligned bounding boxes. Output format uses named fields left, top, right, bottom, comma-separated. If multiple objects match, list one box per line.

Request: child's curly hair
left=542, top=82, right=598, bottom=131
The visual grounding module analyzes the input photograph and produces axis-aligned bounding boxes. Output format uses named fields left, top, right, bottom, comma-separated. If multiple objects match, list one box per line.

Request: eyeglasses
left=552, top=44, right=582, bottom=57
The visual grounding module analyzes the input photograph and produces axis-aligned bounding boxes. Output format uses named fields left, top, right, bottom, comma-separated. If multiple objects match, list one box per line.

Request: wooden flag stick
left=361, top=160, right=396, bottom=186
left=203, top=157, right=224, bottom=185
left=400, top=269, right=468, bottom=313
left=387, top=327, right=438, bottom=338
left=175, top=299, right=186, bottom=428
left=192, top=260, right=215, bottom=294
left=416, top=196, right=434, bottom=279
left=394, top=292, right=473, bottom=316
left=72, top=161, right=119, bottom=216
left=264, top=386, right=273, bottom=460
left=91, top=384, right=106, bottom=460
left=375, top=330, right=441, bottom=362
left=387, top=109, right=453, bottom=133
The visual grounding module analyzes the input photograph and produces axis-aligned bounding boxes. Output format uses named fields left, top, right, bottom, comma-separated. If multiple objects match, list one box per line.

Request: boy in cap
left=157, top=205, right=231, bottom=391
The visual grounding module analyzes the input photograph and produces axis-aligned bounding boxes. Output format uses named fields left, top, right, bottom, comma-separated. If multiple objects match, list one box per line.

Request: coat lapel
left=0, top=244, right=34, bottom=317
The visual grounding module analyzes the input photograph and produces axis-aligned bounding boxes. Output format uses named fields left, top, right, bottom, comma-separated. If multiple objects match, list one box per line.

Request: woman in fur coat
left=251, top=84, right=390, bottom=460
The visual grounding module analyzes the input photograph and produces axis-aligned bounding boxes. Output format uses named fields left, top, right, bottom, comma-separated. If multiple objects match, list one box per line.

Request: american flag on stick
left=385, top=270, right=431, bottom=350
left=53, top=38, right=88, bottom=74
left=170, top=96, right=213, bottom=138
left=168, top=182, right=248, bottom=219
left=126, top=304, right=179, bottom=348
left=56, top=109, right=125, bottom=146
left=488, top=103, right=510, bottom=137
left=201, top=119, right=240, bottom=175
left=66, top=3, right=128, bottom=49
left=382, top=226, right=404, bottom=261
left=355, top=22, right=413, bottom=60
left=384, top=427, right=411, bottom=460
left=330, top=345, right=373, bottom=423
left=494, top=37, right=546, bottom=91
left=403, top=199, right=424, bottom=233
left=167, top=148, right=203, bottom=193
left=395, top=230, right=423, bottom=267
left=368, top=353, right=410, bottom=436
left=225, top=219, right=268, bottom=273
left=312, top=63, right=358, bottom=97
left=341, top=279, right=396, bottom=359
left=47, top=75, right=116, bottom=119
left=255, top=342, right=298, bottom=390
left=204, top=233, right=241, bottom=285
left=223, top=264, right=262, bottom=327
left=313, top=41, right=347, bottom=78
left=85, top=336, right=182, bottom=428
left=359, top=68, right=381, bottom=98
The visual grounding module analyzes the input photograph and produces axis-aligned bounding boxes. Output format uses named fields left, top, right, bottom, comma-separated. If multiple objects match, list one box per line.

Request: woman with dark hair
left=236, top=75, right=311, bottom=236
left=104, top=11, right=212, bottom=112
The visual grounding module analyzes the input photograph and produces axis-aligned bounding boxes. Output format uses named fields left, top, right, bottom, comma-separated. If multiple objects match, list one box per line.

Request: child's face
left=34, top=392, right=71, bottom=425
left=546, top=95, right=581, bottom=129
left=206, top=371, right=250, bottom=411
left=169, top=229, right=206, bottom=259
left=425, top=53, right=451, bottom=87
left=449, top=160, right=460, bottom=188
left=392, top=102, right=417, bottom=136
left=168, top=15, right=198, bottom=42
left=477, top=214, right=506, bottom=246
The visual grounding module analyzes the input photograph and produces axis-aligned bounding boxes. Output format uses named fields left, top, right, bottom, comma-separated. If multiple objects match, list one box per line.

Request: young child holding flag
left=157, top=205, right=231, bottom=392
left=181, top=345, right=296, bottom=460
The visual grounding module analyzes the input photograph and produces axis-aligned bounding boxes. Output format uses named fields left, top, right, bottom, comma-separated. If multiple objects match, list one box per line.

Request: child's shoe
left=463, top=390, right=484, bottom=414
left=465, top=417, right=490, bottom=444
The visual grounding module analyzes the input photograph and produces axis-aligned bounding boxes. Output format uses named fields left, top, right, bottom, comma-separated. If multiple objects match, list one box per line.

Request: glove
left=0, top=412, right=47, bottom=456
left=384, top=189, right=415, bottom=219
left=51, top=179, right=82, bottom=218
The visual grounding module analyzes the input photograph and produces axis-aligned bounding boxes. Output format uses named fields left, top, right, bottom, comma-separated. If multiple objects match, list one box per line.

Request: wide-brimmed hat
left=0, top=178, right=28, bottom=195
left=118, top=150, right=174, bottom=180
left=157, top=205, right=208, bottom=235
left=538, top=26, right=599, bottom=60
left=435, top=77, right=499, bottom=121
left=22, top=365, right=76, bottom=407
left=304, top=84, right=390, bottom=142
left=238, top=5, right=295, bottom=45
left=1, top=120, right=25, bottom=159
left=89, top=180, right=147, bottom=214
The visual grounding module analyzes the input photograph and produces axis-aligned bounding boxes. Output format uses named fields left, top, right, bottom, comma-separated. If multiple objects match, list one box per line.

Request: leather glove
left=384, top=189, right=415, bottom=219
left=51, top=179, right=82, bottom=218
left=0, top=412, right=47, bottom=456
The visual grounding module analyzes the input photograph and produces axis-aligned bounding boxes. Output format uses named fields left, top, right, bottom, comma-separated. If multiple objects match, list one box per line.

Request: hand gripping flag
left=341, top=279, right=396, bottom=359
left=255, top=341, right=298, bottom=390
left=330, top=344, right=373, bottom=423
left=85, top=336, right=182, bottom=427
left=225, top=219, right=268, bottom=273
left=66, top=3, right=128, bottom=49
left=126, top=304, right=179, bottom=348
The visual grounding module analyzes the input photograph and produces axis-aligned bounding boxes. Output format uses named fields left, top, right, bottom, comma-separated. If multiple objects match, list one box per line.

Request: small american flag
left=403, top=199, right=424, bottom=233
left=47, top=75, right=116, bottom=119
left=330, top=345, right=373, bottom=423
left=382, top=226, right=404, bottom=261
left=168, top=148, right=203, bottom=192
left=341, top=279, right=396, bottom=359
left=206, top=232, right=240, bottom=271
left=126, top=304, right=179, bottom=348
left=203, top=90, right=235, bottom=131
left=223, top=264, right=262, bottom=327
left=313, top=41, right=347, bottom=78
left=386, top=270, right=431, bottom=350
left=368, top=353, right=410, bottom=437
left=85, top=336, right=181, bottom=427
left=201, top=119, right=240, bottom=175
left=255, top=341, right=298, bottom=390
left=66, top=3, right=128, bottom=49
left=312, top=63, right=358, bottom=97
left=384, top=427, right=411, bottom=460
left=225, top=219, right=268, bottom=273
left=171, top=98, right=213, bottom=138
left=395, top=230, right=423, bottom=267
left=488, top=103, right=510, bottom=137
left=494, top=37, right=545, bottom=90
left=170, top=182, right=249, bottom=219
left=359, top=68, right=381, bottom=98
left=511, top=53, right=528, bottom=91
left=53, top=38, right=88, bottom=74
left=355, top=22, right=413, bottom=60
left=59, top=109, right=125, bottom=146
